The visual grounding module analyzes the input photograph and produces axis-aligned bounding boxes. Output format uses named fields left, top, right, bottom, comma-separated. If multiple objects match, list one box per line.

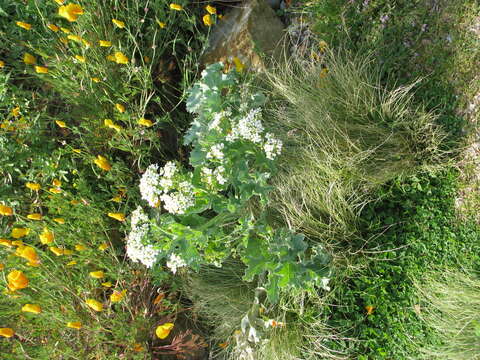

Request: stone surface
left=201, top=0, right=285, bottom=71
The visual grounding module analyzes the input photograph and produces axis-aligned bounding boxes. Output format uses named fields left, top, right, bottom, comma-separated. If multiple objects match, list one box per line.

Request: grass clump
left=415, top=269, right=480, bottom=360
left=181, top=261, right=254, bottom=344
left=266, top=51, right=447, bottom=243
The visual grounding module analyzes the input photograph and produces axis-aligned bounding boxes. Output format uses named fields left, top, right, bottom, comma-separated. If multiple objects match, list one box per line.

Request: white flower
left=160, top=161, right=177, bottom=179
left=227, top=108, right=264, bottom=143
left=126, top=207, right=160, bottom=268
left=201, top=167, right=214, bottom=186
left=161, top=181, right=195, bottom=214
left=139, top=164, right=162, bottom=207
left=166, top=253, right=187, bottom=274
left=206, top=143, right=225, bottom=161
left=209, top=113, right=223, bottom=130
left=209, top=109, right=232, bottom=130
left=214, top=166, right=227, bottom=185
left=263, top=133, right=283, bottom=160
left=320, top=278, right=331, bottom=291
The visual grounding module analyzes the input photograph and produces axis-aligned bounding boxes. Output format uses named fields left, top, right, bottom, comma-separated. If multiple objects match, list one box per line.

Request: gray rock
left=201, top=0, right=285, bottom=71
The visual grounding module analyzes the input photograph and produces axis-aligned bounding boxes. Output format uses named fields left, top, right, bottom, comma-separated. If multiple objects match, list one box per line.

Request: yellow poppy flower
left=66, top=260, right=77, bottom=266
left=133, top=343, right=144, bottom=352
left=110, top=289, right=127, bottom=303
left=206, top=5, right=216, bottom=14
left=115, top=103, right=125, bottom=113
left=60, top=27, right=71, bottom=34
left=153, top=293, right=165, bottom=305
left=365, top=305, right=375, bottom=315
left=54, top=0, right=65, bottom=4
left=49, top=247, right=64, bottom=256
left=89, top=270, right=104, bottom=279
left=104, top=119, right=123, bottom=132
left=59, top=37, right=69, bottom=45
left=94, top=155, right=111, bottom=171
left=21, top=304, right=42, bottom=314
left=111, top=196, right=122, bottom=203
left=0, top=60, right=5, bottom=68
left=63, top=249, right=74, bottom=255
left=16, top=246, right=40, bottom=267
left=11, top=106, right=20, bottom=117
left=23, top=53, right=36, bottom=65
left=58, top=4, right=84, bottom=22
left=0, top=264, right=4, bottom=270
left=75, top=244, right=87, bottom=251
left=169, top=3, right=183, bottom=11
left=12, top=240, right=23, bottom=247
left=112, top=19, right=125, bottom=28
left=75, top=55, right=86, bottom=63
left=0, top=239, right=13, bottom=247
left=155, top=323, right=174, bottom=339
left=0, top=328, right=14, bottom=338
left=114, top=52, right=128, bottom=64
left=49, top=187, right=62, bottom=194
left=47, top=24, right=60, bottom=32
left=85, top=299, right=103, bottom=312
left=26, top=182, right=41, bottom=191
left=81, top=39, right=91, bottom=47
left=27, top=213, right=42, bottom=221
left=16, top=21, right=32, bottom=30
left=157, top=21, right=166, bottom=28
left=11, top=228, right=30, bottom=239
left=99, top=40, right=112, bottom=47
left=106, top=54, right=116, bottom=62
left=35, top=66, right=49, bottom=74
left=101, top=281, right=112, bottom=287
left=138, top=118, right=154, bottom=127
left=233, top=57, right=245, bottom=73
left=55, top=120, right=67, bottom=128
left=98, top=243, right=109, bottom=251
left=91, top=77, right=101, bottom=83
left=53, top=218, right=65, bottom=224
left=7, top=270, right=29, bottom=291
left=66, top=321, right=82, bottom=329
left=203, top=14, right=213, bottom=26
left=108, top=212, right=125, bottom=222
left=0, top=204, right=13, bottom=216
left=67, top=34, right=82, bottom=43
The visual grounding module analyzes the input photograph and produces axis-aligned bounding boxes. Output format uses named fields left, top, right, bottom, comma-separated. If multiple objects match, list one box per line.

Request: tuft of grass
left=265, top=51, right=448, bottom=244
left=180, top=260, right=254, bottom=344
left=415, top=269, right=480, bottom=360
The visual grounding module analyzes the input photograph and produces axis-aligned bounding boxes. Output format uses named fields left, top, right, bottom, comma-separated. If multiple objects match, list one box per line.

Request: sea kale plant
left=127, top=63, right=331, bottom=302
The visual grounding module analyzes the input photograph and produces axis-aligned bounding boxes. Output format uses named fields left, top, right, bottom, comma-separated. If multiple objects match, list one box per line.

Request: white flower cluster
left=126, top=206, right=160, bottom=268
left=139, top=161, right=195, bottom=214
left=209, top=109, right=231, bottom=130
left=263, top=133, right=283, bottom=160
left=202, top=165, right=227, bottom=187
left=161, top=181, right=195, bottom=214
left=159, top=161, right=177, bottom=190
left=139, top=164, right=162, bottom=207
left=214, top=166, right=227, bottom=185
left=166, top=253, right=187, bottom=274
left=225, top=108, right=283, bottom=160
left=227, top=108, right=264, bottom=143
left=206, top=143, right=225, bottom=161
